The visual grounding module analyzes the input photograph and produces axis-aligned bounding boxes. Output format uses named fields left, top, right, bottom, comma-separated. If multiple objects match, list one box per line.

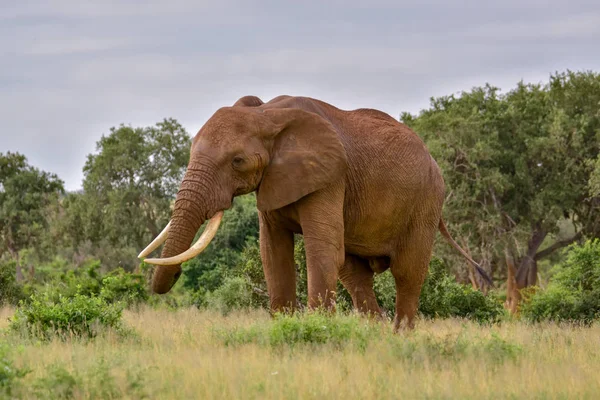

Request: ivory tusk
left=143, top=211, right=224, bottom=266
left=138, top=221, right=171, bottom=259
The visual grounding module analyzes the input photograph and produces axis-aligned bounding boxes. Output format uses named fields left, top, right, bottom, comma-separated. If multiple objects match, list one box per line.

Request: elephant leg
left=297, top=182, right=345, bottom=311
left=259, top=211, right=296, bottom=313
left=339, top=254, right=382, bottom=316
left=390, top=226, right=437, bottom=332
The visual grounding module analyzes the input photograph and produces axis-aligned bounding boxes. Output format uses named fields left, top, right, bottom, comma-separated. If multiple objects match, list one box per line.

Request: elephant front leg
left=297, top=183, right=345, bottom=311
left=259, top=212, right=296, bottom=313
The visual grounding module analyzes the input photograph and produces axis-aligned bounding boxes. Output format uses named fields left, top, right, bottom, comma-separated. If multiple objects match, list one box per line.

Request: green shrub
left=10, top=293, right=125, bottom=340
left=521, top=239, right=600, bottom=323
left=387, top=330, right=521, bottom=365
left=373, top=271, right=396, bottom=316
left=219, top=240, right=502, bottom=322
left=0, top=342, right=30, bottom=397
left=234, top=236, right=312, bottom=310
left=36, top=259, right=104, bottom=303
left=418, top=258, right=504, bottom=323
left=0, top=259, right=24, bottom=305
left=32, top=364, right=80, bottom=399
left=100, top=268, right=149, bottom=307
left=216, top=310, right=380, bottom=350
left=205, top=276, right=255, bottom=315
left=370, top=258, right=504, bottom=323
left=29, top=359, right=148, bottom=399
left=18, top=258, right=149, bottom=309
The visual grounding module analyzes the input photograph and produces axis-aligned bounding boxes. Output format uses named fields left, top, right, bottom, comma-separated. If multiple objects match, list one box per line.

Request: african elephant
left=139, top=95, right=491, bottom=331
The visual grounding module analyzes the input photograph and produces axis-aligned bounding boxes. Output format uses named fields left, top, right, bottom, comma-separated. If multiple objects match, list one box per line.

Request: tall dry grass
left=1, top=306, right=599, bottom=399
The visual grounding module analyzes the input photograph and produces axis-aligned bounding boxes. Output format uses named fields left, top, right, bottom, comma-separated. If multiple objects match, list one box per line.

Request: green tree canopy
left=0, top=152, right=64, bottom=276
left=402, top=70, right=600, bottom=288
left=65, top=118, right=190, bottom=252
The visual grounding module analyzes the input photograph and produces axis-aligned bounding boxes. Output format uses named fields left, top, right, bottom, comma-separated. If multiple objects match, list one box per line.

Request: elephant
left=139, top=95, right=492, bottom=331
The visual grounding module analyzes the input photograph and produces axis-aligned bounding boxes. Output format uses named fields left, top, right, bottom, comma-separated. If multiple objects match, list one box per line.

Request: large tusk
left=143, top=211, right=224, bottom=266
left=138, top=221, right=171, bottom=259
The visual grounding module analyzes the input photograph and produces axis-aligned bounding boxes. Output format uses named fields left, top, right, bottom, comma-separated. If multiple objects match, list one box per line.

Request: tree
left=401, top=70, right=600, bottom=300
left=0, top=152, right=64, bottom=280
left=70, top=118, right=190, bottom=254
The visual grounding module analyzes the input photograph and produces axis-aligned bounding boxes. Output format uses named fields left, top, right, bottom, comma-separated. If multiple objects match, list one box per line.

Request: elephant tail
left=438, top=218, right=494, bottom=287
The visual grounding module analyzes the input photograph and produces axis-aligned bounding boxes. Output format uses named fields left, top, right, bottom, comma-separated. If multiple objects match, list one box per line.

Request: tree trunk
left=515, top=227, right=547, bottom=288
left=505, top=227, right=584, bottom=314
left=504, top=250, right=520, bottom=314
left=14, top=251, right=24, bottom=283
left=7, top=244, right=24, bottom=282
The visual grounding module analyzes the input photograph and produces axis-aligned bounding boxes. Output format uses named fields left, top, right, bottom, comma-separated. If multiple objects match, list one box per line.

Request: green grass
left=1, top=306, right=599, bottom=399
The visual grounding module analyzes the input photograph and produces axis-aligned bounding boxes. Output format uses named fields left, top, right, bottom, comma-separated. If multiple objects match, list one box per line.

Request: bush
left=35, top=259, right=104, bottom=303
left=100, top=268, right=149, bottom=307
left=205, top=276, right=255, bottom=315
left=219, top=241, right=502, bottom=322
left=521, top=239, right=600, bottom=323
left=0, top=259, right=24, bottom=305
left=15, top=258, right=149, bottom=309
left=10, top=293, right=125, bottom=340
left=368, top=257, right=504, bottom=323
left=216, top=310, right=380, bottom=350
left=0, top=342, right=30, bottom=397
left=418, top=258, right=504, bottom=323
left=234, top=236, right=311, bottom=310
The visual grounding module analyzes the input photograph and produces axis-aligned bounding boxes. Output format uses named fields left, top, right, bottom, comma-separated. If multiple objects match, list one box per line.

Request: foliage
left=233, top=235, right=318, bottom=310
left=0, top=342, right=30, bottom=397
left=38, top=259, right=104, bottom=301
left=9, top=257, right=149, bottom=311
left=10, top=293, right=125, bottom=340
left=0, top=259, right=24, bottom=305
left=402, top=70, right=600, bottom=285
left=418, top=258, right=505, bottom=323
left=222, top=241, right=504, bottom=323
left=521, top=239, right=600, bottom=323
left=369, top=258, right=504, bottom=323
left=590, top=156, right=600, bottom=196
left=0, top=152, right=64, bottom=263
left=205, top=276, right=255, bottom=315
left=63, top=118, right=190, bottom=253
left=214, top=309, right=521, bottom=362
left=215, top=310, right=380, bottom=350
left=100, top=269, right=149, bottom=307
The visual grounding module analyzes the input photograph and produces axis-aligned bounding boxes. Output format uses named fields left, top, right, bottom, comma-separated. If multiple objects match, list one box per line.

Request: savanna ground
left=1, top=306, right=599, bottom=399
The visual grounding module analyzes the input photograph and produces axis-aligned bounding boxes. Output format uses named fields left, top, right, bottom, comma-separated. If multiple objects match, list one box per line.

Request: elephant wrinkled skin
left=141, top=95, right=490, bottom=331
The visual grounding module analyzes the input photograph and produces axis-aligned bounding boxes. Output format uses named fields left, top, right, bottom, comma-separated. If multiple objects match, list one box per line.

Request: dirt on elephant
left=1, top=306, right=599, bottom=399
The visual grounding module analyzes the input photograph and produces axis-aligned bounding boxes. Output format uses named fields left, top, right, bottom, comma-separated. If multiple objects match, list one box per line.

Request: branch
left=534, top=231, right=583, bottom=260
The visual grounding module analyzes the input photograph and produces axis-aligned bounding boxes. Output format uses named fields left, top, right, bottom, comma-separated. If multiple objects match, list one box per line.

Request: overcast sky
left=2, top=0, right=599, bottom=191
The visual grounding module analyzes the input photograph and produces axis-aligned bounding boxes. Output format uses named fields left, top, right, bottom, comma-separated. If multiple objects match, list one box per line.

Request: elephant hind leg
left=339, top=254, right=382, bottom=317
left=390, top=226, right=437, bottom=332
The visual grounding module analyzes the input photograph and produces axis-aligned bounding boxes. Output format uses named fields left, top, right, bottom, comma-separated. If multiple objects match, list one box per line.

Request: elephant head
left=139, top=97, right=347, bottom=294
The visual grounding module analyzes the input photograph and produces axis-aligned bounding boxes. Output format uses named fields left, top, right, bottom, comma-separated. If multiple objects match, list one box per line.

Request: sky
left=1, top=0, right=600, bottom=191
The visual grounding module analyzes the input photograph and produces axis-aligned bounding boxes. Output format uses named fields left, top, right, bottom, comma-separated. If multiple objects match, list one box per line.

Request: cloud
left=1, top=0, right=599, bottom=190
left=0, top=0, right=231, bottom=19
left=467, top=12, right=600, bottom=41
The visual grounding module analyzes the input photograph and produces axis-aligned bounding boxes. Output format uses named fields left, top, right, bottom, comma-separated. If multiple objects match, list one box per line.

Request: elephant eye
left=232, top=156, right=246, bottom=169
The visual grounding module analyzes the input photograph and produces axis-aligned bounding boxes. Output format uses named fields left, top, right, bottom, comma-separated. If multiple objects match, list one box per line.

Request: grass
left=1, top=306, right=599, bottom=399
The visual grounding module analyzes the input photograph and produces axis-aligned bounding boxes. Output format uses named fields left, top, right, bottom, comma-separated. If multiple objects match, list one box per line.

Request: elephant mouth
left=138, top=211, right=224, bottom=266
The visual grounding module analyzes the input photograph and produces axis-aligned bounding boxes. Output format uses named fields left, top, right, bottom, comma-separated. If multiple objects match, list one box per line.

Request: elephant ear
left=256, top=108, right=348, bottom=212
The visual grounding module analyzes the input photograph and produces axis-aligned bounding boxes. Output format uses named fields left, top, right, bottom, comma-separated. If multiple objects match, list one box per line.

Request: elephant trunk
left=146, top=163, right=221, bottom=294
